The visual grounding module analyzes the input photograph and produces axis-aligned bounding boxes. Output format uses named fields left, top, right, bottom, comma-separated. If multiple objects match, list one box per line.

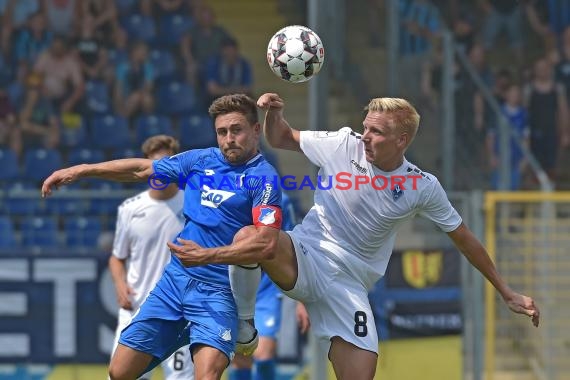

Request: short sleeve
left=299, top=127, right=352, bottom=167
left=112, top=205, right=131, bottom=259
left=153, top=150, right=201, bottom=182
left=418, top=179, right=463, bottom=232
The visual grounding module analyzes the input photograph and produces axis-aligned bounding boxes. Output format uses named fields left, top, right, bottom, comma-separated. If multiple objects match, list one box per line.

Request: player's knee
left=233, top=225, right=257, bottom=243
left=232, top=353, right=254, bottom=369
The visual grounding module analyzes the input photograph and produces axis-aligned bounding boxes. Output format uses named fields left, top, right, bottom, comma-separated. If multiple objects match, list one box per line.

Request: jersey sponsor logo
left=204, top=169, right=215, bottom=176
left=402, top=250, right=443, bottom=288
left=350, top=159, right=367, bottom=174
left=200, top=185, right=235, bottom=208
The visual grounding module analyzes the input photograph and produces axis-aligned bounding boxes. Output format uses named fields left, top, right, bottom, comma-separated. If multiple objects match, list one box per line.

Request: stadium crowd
left=0, top=0, right=260, bottom=252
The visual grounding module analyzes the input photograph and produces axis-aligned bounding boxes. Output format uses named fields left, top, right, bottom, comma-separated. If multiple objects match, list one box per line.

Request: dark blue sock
left=254, top=359, right=276, bottom=380
left=230, top=368, right=252, bottom=380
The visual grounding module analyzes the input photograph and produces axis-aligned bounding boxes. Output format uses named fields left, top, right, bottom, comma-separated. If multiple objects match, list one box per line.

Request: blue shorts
left=118, top=262, right=238, bottom=375
left=255, top=274, right=282, bottom=339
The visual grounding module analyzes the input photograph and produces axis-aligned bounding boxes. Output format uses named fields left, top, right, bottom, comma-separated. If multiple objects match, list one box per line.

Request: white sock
left=229, top=264, right=261, bottom=320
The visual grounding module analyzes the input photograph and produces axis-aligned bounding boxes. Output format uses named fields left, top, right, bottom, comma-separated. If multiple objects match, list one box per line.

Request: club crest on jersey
left=258, top=207, right=276, bottom=225
left=200, top=185, right=235, bottom=208
left=392, top=184, right=403, bottom=201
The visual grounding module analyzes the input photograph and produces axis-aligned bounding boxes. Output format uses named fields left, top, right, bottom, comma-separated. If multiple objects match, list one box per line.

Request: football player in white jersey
left=109, top=135, right=193, bottom=380
left=169, top=93, right=541, bottom=380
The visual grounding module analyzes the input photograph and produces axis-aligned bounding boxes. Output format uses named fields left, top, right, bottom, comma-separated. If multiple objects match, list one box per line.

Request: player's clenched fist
left=257, top=93, right=285, bottom=111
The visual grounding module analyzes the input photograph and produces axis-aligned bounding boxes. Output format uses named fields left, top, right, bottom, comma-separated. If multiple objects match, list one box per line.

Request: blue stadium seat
left=44, top=184, right=89, bottom=216
left=87, top=180, right=127, bottom=215
left=179, top=114, right=217, bottom=150
left=90, top=114, right=132, bottom=150
left=21, top=216, right=59, bottom=249
left=135, top=114, right=174, bottom=146
left=67, top=148, right=105, bottom=166
left=157, top=81, right=199, bottom=117
left=2, top=182, right=43, bottom=215
left=115, top=0, right=136, bottom=15
left=64, top=216, right=102, bottom=248
left=0, top=216, right=17, bottom=249
left=0, top=149, right=20, bottom=182
left=85, top=80, right=111, bottom=115
left=122, top=14, right=156, bottom=43
left=149, top=49, right=177, bottom=81
left=23, top=148, right=63, bottom=182
left=111, top=148, right=139, bottom=160
left=60, top=113, right=87, bottom=148
left=158, top=14, right=194, bottom=47
left=107, top=49, right=128, bottom=68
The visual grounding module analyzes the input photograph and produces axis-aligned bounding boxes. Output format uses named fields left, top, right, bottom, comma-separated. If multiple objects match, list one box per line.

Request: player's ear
left=397, top=133, right=408, bottom=149
left=253, top=122, right=261, bottom=136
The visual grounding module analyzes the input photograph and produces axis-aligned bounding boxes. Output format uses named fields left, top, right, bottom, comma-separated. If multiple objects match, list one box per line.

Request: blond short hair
left=365, top=98, right=420, bottom=147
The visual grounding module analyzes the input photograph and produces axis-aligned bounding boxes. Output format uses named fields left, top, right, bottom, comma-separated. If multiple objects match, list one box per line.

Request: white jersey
left=112, top=190, right=185, bottom=310
left=294, top=127, right=462, bottom=290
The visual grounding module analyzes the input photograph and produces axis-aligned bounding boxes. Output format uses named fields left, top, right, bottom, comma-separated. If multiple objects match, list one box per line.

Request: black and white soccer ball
left=266, top=25, right=325, bottom=83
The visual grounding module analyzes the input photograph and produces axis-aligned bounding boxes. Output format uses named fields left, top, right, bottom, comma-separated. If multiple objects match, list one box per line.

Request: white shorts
left=112, top=308, right=194, bottom=380
left=283, top=232, right=379, bottom=355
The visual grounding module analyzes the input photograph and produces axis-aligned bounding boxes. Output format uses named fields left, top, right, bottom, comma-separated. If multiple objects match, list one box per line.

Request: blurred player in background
left=41, top=94, right=282, bottom=380
left=230, top=193, right=310, bottom=380
left=109, top=135, right=193, bottom=380
left=170, top=92, right=541, bottom=380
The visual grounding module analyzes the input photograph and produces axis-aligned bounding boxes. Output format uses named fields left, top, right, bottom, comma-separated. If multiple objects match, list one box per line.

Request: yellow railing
left=484, top=192, right=570, bottom=380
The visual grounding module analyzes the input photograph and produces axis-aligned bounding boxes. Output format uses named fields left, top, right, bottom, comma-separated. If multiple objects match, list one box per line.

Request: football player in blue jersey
left=41, top=94, right=283, bottom=380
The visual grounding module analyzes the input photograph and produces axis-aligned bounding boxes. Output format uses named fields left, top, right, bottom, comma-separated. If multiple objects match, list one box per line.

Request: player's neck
left=374, top=156, right=404, bottom=172
left=148, top=184, right=179, bottom=200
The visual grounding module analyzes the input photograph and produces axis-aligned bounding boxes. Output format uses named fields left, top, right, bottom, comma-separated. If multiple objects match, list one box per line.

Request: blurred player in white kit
left=109, top=135, right=193, bottom=380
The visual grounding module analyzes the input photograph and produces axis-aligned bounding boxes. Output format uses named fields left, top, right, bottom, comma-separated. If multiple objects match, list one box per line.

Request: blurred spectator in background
left=524, top=57, right=569, bottom=184
left=486, top=83, right=529, bottom=190
left=75, top=14, right=109, bottom=82
left=204, top=37, right=253, bottom=107
left=113, top=41, right=155, bottom=119
left=399, top=0, right=440, bottom=99
left=452, top=6, right=475, bottom=54
left=19, top=72, right=59, bottom=151
left=0, top=88, right=21, bottom=156
left=13, top=11, right=52, bottom=67
left=367, top=0, right=382, bottom=47
left=149, top=0, right=191, bottom=21
left=525, top=0, right=556, bottom=53
left=43, top=0, right=80, bottom=36
left=180, top=4, right=230, bottom=84
left=1, top=0, right=41, bottom=56
left=480, top=0, right=523, bottom=61
left=555, top=26, right=570, bottom=103
left=453, top=44, right=492, bottom=189
left=34, top=35, right=85, bottom=114
left=78, top=0, right=119, bottom=45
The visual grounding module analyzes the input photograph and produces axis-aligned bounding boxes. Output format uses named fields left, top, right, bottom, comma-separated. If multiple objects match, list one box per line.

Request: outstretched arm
left=448, top=223, right=540, bottom=327
left=257, top=93, right=302, bottom=152
left=41, top=158, right=154, bottom=197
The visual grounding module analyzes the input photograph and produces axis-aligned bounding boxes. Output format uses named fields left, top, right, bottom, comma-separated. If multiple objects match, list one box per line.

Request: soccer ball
left=266, top=25, right=325, bottom=83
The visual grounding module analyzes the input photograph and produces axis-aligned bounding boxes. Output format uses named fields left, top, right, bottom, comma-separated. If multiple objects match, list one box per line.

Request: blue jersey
left=153, top=148, right=282, bottom=286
